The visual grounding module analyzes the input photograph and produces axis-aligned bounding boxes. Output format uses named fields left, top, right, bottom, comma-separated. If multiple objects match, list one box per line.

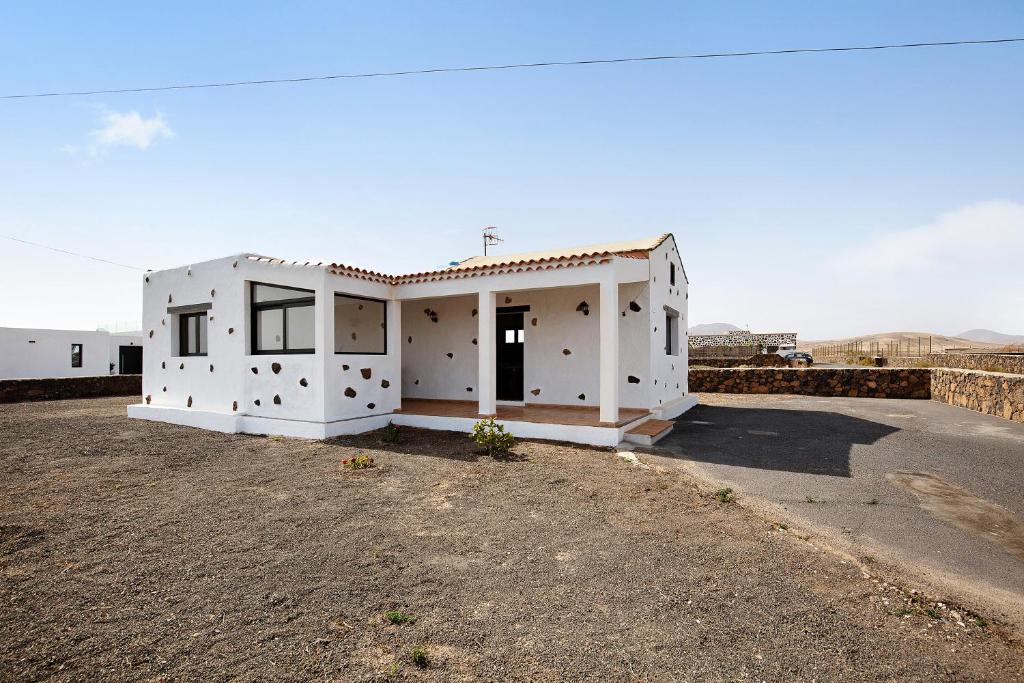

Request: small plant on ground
left=342, top=454, right=375, bottom=470
left=470, top=418, right=515, bottom=457
left=714, top=487, right=735, bottom=503
left=382, top=422, right=401, bottom=443
left=411, top=645, right=429, bottom=668
left=866, top=497, right=879, bottom=505
left=384, top=610, right=416, bottom=625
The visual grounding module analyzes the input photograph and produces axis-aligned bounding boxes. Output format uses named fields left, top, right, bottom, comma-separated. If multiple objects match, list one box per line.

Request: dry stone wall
left=688, top=368, right=931, bottom=399
left=931, top=369, right=1024, bottom=423
left=0, top=375, right=141, bottom=404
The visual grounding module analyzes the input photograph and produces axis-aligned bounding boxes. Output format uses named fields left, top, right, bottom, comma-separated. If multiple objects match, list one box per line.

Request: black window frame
left=179, top=311, right=209, bottom=357
left=250, top=282, right=316, bottom=355
left=670, top=262, right=676, bottom=286
left=333, top=292, right=388, bottom=356
left=71, top=343, right=83, bottom=368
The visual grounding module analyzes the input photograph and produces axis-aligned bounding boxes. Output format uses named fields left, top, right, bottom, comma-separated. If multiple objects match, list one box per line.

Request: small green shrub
left=470, top=418, right=515, bottom=456
left=382, top=422, right=402, bottom=443
left=714, top=487, right=735, bottom=503
left=384, top=610, right=415, bottom=625
left=342, top=454, right=375, bottom=470
left=912, top=359, right=936, bottom=368
left=411, top=645, right=429, bottom=668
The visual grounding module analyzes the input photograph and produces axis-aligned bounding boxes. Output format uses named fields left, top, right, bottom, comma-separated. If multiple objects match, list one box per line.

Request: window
left=251, top=282, right=315, bottom=354
left=334, top=294, right=386, bottom=354
left=665, top=312, right=679, bottom=356
left=670, top=262, right=676, bottom=286
left=71, top=343, right=83, bottom=368
left=179, top=312, right=208, bottom=356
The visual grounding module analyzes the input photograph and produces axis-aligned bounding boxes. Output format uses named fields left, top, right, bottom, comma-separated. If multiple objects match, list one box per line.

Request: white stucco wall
left=400, top=283, right=650, bottom=408
left=140, top=256, right=401, bottom=427
left=647, top=237, right=689, bottom=409
left=0, top=327, right=112, bottom=379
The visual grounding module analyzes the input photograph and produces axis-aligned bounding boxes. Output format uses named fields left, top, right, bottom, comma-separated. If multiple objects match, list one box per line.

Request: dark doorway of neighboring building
left=496, top=307, right=526, bottom=401
left=119, top=345, right=143, bottom=374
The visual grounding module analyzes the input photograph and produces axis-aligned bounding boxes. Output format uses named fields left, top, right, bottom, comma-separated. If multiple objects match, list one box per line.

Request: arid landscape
left=3, top=396, right=1024, bottom=680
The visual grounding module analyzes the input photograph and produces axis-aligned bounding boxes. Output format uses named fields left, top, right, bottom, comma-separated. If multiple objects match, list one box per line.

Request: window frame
left=670, top=262, right=676, bottom=286
left=71, top=343, right=83, bottom=368
left=665, top=311, right=679, bottom=356
left=250, top=282, right=316, bottom=355
left=178, top=311, right=208, bottom=357
left=333, top=292, right=388, bottom=356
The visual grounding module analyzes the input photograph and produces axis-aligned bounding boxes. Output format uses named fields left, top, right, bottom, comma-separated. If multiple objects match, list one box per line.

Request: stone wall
left=0, top=375, right=141, bottom=404
left=892, top=354, right=1024, bottom=375
left=931, top=369, right=1024, bottom=423
left=691, top=354, right=792, bottom=368
left=688, top=368, right=931, bottom=399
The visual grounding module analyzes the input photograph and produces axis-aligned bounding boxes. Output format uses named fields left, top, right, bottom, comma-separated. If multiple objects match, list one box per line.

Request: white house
left=127, top=234, right=696, bottom=446
left=0, top=327, right=143, bottom=379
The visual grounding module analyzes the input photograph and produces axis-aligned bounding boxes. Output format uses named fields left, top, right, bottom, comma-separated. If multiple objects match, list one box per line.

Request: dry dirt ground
left=2, top=397, right=1023, bottom=681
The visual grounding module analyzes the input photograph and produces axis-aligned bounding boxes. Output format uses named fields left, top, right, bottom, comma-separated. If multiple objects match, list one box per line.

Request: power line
left=3, top=37, right=1022, bottom=100
left=0, top=233, right=148, bottom=271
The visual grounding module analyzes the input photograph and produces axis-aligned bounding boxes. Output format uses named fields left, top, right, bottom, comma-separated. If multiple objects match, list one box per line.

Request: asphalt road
left=650, top=393, right=1024, bottom=627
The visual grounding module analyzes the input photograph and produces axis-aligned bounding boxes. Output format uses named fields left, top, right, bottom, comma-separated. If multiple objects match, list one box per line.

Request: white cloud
left=833, top=200, right=1024, bottom=273
left=88, top=110, right=173, bottom=155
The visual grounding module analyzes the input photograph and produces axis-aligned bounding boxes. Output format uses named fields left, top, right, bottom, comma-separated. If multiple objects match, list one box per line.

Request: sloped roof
left=249, top=233, right=674, bottom=285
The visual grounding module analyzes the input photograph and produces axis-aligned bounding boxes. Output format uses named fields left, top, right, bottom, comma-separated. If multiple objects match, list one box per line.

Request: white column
left=315, top=275, right=333, bottom=423
left=599, top=275, right=619, bottom=425
left=477, top=289, right=496, bottom=416
left=391, top=298, right=402, bottom=411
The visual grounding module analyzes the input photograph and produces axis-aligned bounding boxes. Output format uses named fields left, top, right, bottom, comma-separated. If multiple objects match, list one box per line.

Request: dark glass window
left=665, top=313, right=679, bottom=356
left=179, top=312, right=208, bottom=356
left=670, top=262, right=676, bottom=286
left=334, top=294, right=386, bottom=354
left=71, top=343, right=83, bottom=368
left=251, top=282, right=315, bottom=354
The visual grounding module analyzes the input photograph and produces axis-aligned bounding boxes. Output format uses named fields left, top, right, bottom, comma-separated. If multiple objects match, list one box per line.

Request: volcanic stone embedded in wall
left=232, top=400, right=238, bottom=411
left=446, top=353, right=453, bottom=359
left=367, top=402, right=375, bottom=409
left=251, top=367, right=258, bottom=374
left=628, top=301, right=642, bottom=312
left=531, top=388, right=541, bottom=396
left=344, top=387, right=357, bottom=398
left=342, top=364, right=349, bottom=371
left=272, top=362, right=282, bottom=374
left=254, top=399, right=261, bottom=406
left=360, top=368, right=372, bottom=379
left=627, top=376, right=640, bottom=384
left=562, top=349, right=572, bottom=356
left=273, top=395, right=281, bottom=405
left=187, top=396, right=192, bottom=407
left=576, top=301, right=590, bottom=316
left=299, top=378, right=308, bottom=387
left=578, top=393, right=586, bottom=400
left=381, top=380, right=390, bottom=388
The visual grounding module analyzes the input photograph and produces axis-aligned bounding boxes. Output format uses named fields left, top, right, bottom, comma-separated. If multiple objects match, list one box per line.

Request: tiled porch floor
left=396, top=398, right=648, bottom=428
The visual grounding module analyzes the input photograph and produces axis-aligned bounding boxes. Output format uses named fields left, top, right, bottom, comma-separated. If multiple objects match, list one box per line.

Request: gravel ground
left=1, top=397, right=1023, bottom=681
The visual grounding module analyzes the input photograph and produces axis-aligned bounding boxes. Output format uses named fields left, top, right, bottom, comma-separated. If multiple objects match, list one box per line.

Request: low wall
left=691, top=354, right=791, bottom=368
left=892, top=353, right=1024, bottom=375
left=688, top=368, right=932, bottom=399
left=931, top=369, right=1024, bottom=423
left=0, top=375, right=141, bottom=404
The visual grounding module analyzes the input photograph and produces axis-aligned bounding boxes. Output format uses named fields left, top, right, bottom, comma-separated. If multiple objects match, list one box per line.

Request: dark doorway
left=119, top=345, right=143, bottom=374
left=496, top=307, right=526, bottom=401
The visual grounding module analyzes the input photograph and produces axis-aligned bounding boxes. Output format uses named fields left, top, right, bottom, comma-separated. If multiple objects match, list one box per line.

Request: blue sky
left=1, top=1, right=1022, bottom=339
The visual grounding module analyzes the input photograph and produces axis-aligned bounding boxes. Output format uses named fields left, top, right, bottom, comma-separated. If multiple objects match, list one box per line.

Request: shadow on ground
left=659, top=404, right=900, bottom=477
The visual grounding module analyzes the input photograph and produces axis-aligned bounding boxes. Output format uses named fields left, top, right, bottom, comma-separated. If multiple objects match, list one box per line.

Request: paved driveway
left=651, top=394, right=1024, bottom=626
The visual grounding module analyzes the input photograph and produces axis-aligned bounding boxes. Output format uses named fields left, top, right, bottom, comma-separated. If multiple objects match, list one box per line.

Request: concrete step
left=623, top=418, right=674, bottom=446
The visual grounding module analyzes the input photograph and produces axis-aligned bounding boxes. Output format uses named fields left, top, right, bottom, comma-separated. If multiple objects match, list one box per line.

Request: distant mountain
left=688, top=323, right=743, bottom=335
left=956, top=329, right=1024, bottom=344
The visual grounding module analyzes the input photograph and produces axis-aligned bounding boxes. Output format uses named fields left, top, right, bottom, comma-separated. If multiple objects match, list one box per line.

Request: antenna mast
left=482, top=226, right=503, bottom=256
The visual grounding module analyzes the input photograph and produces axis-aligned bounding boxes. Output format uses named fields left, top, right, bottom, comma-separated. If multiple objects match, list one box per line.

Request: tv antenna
left=482, top=226, right=503, bottom=256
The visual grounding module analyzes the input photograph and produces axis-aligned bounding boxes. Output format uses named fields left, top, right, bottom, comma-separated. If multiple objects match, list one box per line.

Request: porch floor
left=396, top=398, right=648, bottom=428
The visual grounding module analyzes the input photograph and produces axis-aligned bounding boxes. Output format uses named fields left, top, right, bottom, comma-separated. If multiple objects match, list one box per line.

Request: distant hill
left=797, top=331, right=1007, bottom=354
left=956, top=329, right=1024, bottom=344
left=688, top=323, right=743, bottom=335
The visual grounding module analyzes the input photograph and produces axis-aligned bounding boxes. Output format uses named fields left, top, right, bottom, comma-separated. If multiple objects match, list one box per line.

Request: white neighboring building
left=128, top=234, right=696, bottom=446
left=0, top=328, right=143, bottom=379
